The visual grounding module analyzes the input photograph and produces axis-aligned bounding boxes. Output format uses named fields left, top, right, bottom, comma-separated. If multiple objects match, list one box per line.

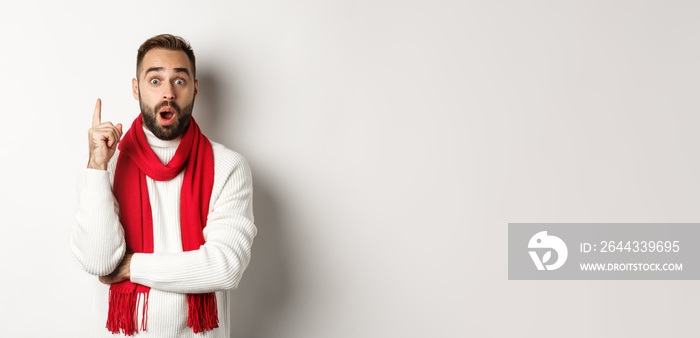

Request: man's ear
left=194, top=78, right=199, bottom=101
left=132, top=78, right=139, bottom=100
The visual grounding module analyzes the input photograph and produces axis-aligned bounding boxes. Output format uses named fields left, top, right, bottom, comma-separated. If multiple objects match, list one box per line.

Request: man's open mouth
left=159, top=107, right=176, bottom=123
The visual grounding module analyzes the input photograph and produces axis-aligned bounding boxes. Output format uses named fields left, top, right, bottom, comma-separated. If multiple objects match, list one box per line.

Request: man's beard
left=139, top=94, right=194, bottom=141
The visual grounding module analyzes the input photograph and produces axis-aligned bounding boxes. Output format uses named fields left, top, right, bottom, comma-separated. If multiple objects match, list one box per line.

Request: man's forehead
left=140, top=48, right=193, bottom=76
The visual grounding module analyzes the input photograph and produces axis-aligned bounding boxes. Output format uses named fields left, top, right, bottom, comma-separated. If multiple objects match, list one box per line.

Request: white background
left=1, top=1, right=699, bottom=337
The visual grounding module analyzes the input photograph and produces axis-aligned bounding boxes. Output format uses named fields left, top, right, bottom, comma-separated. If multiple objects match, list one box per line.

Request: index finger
left=92, top=98, right=102, bottom=127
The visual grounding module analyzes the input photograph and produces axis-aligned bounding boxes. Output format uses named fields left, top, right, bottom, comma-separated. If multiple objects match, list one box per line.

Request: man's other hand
left=99, top=253, right=132, bottom=284
left=88, top=98, right=123, bottom=170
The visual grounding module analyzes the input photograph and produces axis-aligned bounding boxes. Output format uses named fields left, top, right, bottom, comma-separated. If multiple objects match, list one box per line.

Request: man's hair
left=136, top=34, right=196, bottom=79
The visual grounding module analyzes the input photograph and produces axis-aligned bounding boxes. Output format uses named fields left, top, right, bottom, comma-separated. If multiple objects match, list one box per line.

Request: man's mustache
left=155, top=101, right=181, bottom=114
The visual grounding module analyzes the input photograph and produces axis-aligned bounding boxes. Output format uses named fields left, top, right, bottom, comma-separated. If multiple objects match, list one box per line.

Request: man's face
left=132, top=48, right=198, bottom=140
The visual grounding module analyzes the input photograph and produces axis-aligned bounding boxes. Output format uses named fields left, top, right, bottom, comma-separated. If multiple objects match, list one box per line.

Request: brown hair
left=136, top=34, right=196, bottom=79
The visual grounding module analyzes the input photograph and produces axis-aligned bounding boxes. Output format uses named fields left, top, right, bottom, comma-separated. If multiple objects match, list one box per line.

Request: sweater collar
left=142, top=125, right=182, bottom=149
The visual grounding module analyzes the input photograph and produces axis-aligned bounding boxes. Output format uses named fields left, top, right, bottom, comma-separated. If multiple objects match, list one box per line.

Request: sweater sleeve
left=70, top=159, right=127, bottom=276
left=129, top=151, right=257, bottom=294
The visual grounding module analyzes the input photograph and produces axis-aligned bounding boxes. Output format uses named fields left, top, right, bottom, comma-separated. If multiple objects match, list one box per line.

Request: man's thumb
left=116, top=123, right=123, bottom=134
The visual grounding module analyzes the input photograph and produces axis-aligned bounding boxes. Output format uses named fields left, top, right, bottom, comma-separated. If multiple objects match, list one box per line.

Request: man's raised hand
left=87, top=98, right=123, bottom=170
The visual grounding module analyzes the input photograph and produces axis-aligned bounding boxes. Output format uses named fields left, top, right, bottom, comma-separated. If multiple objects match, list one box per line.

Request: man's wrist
left=87, top=158, right=108, bottom=171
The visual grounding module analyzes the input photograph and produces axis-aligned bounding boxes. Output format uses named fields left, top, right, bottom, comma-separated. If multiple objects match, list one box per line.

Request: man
left=71, top=34, right=256, bottom=337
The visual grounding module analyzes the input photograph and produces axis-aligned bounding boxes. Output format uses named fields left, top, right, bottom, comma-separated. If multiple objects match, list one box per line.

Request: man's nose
left=162, top=82, right=175, bottom=100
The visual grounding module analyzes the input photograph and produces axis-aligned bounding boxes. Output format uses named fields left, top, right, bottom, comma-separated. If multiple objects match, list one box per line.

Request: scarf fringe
left=187, top=293, right=219, bottom=333
left=106, top=287, right=149, bottom=336
left=140, top=292, right=149, bottom=332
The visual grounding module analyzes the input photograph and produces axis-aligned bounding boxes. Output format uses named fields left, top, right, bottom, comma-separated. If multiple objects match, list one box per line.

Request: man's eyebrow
left=145, top=67, right=164, bottom=75
left=174, top=68, right=190, bottom=76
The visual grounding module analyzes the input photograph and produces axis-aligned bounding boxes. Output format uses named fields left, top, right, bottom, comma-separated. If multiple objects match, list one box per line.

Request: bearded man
left=71, top=34, right=256, bottom=337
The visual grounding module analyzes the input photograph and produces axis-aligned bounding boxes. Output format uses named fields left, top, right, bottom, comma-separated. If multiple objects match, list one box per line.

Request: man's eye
left=150, top=79, right=160, bottom=85
left=174, top=79, right=184, bottom=85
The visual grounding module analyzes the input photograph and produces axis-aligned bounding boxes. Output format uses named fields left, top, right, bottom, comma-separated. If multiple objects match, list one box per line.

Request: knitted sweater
left=71, top=126, right=256, bottom=337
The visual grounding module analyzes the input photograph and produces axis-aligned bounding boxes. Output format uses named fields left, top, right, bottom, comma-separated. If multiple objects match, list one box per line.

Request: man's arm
left=70, top=99, right=126, bottom=276
left=129, top=150, right=257, bottom=294
left=70, top=165, right=127, bottom=276
left=99, top=253, right=132, bottom=284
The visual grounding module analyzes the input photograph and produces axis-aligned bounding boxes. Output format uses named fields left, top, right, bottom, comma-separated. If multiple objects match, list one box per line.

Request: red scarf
left=108, top=115, right=218, bottom=335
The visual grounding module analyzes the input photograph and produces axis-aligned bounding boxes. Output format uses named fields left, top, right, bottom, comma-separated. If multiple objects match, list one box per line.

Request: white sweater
left=71, top=127, right=257, bottom=337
